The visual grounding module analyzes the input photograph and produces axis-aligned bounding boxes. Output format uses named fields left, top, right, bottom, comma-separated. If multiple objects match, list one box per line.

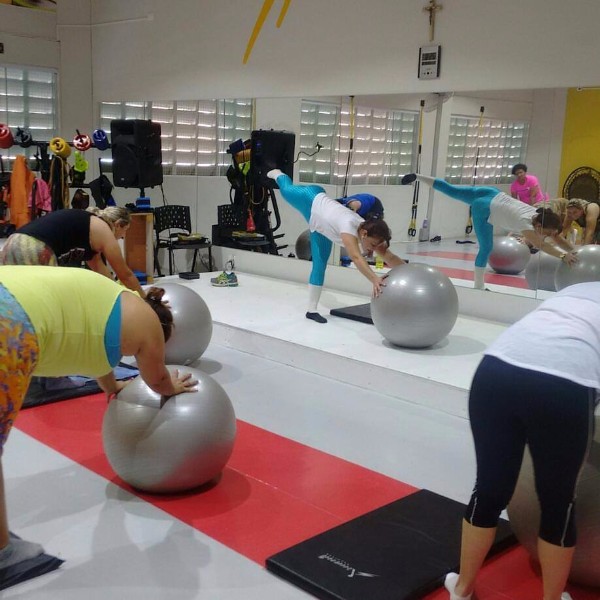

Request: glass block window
left=445, top=116, right=529, bottom=184
left=0, top=66, right=58, bottom=167
left=98, top=99, right=254, bottom=176
left=298, top=101, right=341, bottom=185
left=299, top=100, right=418, bottom=186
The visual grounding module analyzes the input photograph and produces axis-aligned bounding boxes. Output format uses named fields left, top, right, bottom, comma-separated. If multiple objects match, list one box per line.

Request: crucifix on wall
left=423, top=0, right=442, bottom=42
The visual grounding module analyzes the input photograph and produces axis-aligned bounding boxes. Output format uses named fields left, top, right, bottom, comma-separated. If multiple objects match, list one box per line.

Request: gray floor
left=4, top=271, right=494, bottom=599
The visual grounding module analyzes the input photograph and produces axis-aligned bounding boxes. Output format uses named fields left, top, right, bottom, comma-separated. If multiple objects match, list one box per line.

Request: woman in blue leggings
left=268, top=169, right=405, bottom=323
left=401, top=174, right=577, bottom=289
left=445, top=282, right=599, bottom=600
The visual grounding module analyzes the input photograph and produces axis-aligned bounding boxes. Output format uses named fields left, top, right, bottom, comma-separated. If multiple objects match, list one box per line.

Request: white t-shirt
left=485, top=282, right=600, bottom=389
left=309, top=193, right=364, bottom=245
left=489, top=192, right=537, bottom=232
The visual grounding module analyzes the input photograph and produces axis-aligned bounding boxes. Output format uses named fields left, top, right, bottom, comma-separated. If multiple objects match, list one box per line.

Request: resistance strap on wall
left=465, top=105, right=485, bottom=235
left=408, top=99, right=425, bottom=237
left=341, top=95, right=355, bottom=199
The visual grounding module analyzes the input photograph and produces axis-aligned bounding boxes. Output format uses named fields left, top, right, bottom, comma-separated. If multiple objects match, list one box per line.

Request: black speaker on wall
left=110, top=119, right=163, bottom=189
left=251, top=130, right=295, bottom=188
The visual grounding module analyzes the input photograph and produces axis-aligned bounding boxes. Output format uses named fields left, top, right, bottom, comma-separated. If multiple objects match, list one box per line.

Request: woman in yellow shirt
left=0, top=266, right=196, bottom=570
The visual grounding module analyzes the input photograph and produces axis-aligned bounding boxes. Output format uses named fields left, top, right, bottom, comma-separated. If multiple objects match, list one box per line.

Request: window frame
left=98, top=99, right=254, bottom=177
left=0, top=64, right=58, bottom=168
left=445, top=114, right=530, bottom=185
left=299, top=99, right=419, bottom=186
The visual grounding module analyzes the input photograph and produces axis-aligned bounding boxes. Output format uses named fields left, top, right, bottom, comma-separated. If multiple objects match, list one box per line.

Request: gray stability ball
left=555, top=245, right=600, bottom=291
left=160, top=283, right=213, bottom=365
left=295, top=229, right=312, bottom=261
left=507, top=416, right=600, bottom=587
left=102, top=365, right=236, bottom=493
left=488, top=236, right=531, bottom=275
left=370, top=263, right=459, bottom=348
left=525, top=252, right=561, bottom=291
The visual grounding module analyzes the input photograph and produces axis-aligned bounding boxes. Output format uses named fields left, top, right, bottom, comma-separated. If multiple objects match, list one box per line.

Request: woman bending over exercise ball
left=401, top=174, right=577, bottom=289
left=336, top=193, right=385, bottom=220
left=268, top=169, right=406, bottom=323
left=445, top=281, right=599, bottom=600
left=0, top=206, right=145, bottom=297
left=561, top=199, right=600, bottom=246
left=0, top=265, right=196, bottom=571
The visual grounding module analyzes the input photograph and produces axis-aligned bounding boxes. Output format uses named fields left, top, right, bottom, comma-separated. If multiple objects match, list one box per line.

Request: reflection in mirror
left=277, top=87, right=600, bottom=301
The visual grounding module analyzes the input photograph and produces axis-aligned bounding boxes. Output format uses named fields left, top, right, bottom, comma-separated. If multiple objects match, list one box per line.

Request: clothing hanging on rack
left=9, top=155, right=35, bottom=228
left=49, top=155, right=70, bottom=212
left=29, top=178, right=52, bottom=220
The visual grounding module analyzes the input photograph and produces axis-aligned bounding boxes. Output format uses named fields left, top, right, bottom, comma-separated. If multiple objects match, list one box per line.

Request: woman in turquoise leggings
left=401, top=174, right=577, bottom=289
left=268, top=169, right=405, bottom=323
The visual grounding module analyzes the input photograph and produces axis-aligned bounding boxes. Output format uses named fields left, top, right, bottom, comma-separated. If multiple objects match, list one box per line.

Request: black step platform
left=266, top=489, right=515, bottom=600
left=329, top=303, right=373, bottom=325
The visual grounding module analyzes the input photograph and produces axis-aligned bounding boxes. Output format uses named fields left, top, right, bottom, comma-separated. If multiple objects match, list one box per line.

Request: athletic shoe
left=401, top=173, right=417, bottom=185
left=561, top=593, right=573, bottom=600
left=211, top=271, right=238, bottom=287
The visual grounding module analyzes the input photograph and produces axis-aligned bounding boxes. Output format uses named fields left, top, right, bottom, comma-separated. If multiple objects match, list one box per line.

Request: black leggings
left=466, top=355, right=596, bottom=547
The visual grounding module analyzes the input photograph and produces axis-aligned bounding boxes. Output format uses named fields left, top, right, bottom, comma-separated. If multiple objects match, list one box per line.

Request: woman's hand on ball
left=372, top=276, right=387, bottom=298
left=170, top=369, right=198, bottom=394
left=563, top=251, right=578, bottom=266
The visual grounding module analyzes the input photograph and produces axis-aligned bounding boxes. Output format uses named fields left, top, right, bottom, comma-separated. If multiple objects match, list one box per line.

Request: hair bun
left=146, top=287, right=166, bottom=303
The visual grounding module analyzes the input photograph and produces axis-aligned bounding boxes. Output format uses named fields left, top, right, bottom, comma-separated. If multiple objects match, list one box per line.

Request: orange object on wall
left=9, top=155, right=35, bottom=229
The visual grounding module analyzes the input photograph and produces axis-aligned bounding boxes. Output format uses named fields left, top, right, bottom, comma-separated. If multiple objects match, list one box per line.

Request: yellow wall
left=559, top=88, right=600, bottom=191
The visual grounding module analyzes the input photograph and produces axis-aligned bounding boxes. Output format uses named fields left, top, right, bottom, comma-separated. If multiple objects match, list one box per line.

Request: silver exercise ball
left=525, top=252, right=560, bottom=292
left=102, top=365, right=236, bottom=493
left=160, top=283, right=213, bottom=365
left=295, top=229, right=312, bottom=261
left=488, top=237, right=531, bottom=275
left=507, top=415, right=600, bottom=587
left=555, top=245, right=600, bottom=291
left=370, top=263, right=459, bottom=348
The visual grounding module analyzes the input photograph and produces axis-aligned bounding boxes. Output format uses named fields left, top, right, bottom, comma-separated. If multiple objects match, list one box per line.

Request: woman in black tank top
left=563, top=199, right=600, bottom=245
left=0, top=207, right=146, bottom=297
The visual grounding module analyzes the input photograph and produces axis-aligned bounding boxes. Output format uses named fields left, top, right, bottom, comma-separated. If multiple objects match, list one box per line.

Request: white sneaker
left=267, top=168, right=283, bottom=180
left=561, top=593, right=573, bottom=600
left=444, top=572, right=472, bottom=600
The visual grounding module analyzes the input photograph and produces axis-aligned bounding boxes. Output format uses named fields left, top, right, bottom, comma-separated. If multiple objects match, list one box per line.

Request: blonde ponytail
left=87, top=206, right=131, bottom=228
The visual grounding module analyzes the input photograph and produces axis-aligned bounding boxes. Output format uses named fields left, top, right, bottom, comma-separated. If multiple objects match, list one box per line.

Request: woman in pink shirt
left=510, top=163, right=547, bottom=205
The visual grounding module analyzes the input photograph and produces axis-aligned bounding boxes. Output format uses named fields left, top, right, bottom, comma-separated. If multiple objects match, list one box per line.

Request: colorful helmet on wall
left=73, top=131, right=92, bottom=151
left=92, top=128, right=109, bottom=150
left=0, top=123, right=14, bottom=149
left=49, top=137, right=72, bottom=158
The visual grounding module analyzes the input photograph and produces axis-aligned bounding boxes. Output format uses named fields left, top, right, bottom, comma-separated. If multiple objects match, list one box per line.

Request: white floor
left=4, top=268, right=510, bottom=599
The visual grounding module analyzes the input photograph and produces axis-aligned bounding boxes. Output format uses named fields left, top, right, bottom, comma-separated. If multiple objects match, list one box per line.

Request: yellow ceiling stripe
left=243, top=0, right=292, bottom=65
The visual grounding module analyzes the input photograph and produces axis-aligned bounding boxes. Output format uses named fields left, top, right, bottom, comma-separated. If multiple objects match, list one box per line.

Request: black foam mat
left=0, top=534, right=64, bottom=590
left=329, top=303, right=373, bottom=325
left=266, top=489, right=516, bottom=600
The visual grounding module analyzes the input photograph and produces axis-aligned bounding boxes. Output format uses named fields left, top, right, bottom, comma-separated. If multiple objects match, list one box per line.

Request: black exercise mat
left=330, top=303, right=373, bottom=325
left=0, top=534, right=64, bottom=590
left=23, top=363, right=139, bottom=409
left=266, top=489, right=516, bottom=600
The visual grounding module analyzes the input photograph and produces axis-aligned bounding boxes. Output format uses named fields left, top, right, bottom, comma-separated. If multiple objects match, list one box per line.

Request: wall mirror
left=258, top=87, right=599, bottom=301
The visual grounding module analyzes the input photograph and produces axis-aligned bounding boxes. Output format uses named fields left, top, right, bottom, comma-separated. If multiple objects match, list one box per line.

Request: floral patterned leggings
left=0, top=284, right=39, bottom=453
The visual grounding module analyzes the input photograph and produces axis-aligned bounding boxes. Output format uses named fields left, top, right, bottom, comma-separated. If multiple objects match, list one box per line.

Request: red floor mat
left=16, top=393, right=414, bottom=564
left=16, top=394, right=599, bottom=598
